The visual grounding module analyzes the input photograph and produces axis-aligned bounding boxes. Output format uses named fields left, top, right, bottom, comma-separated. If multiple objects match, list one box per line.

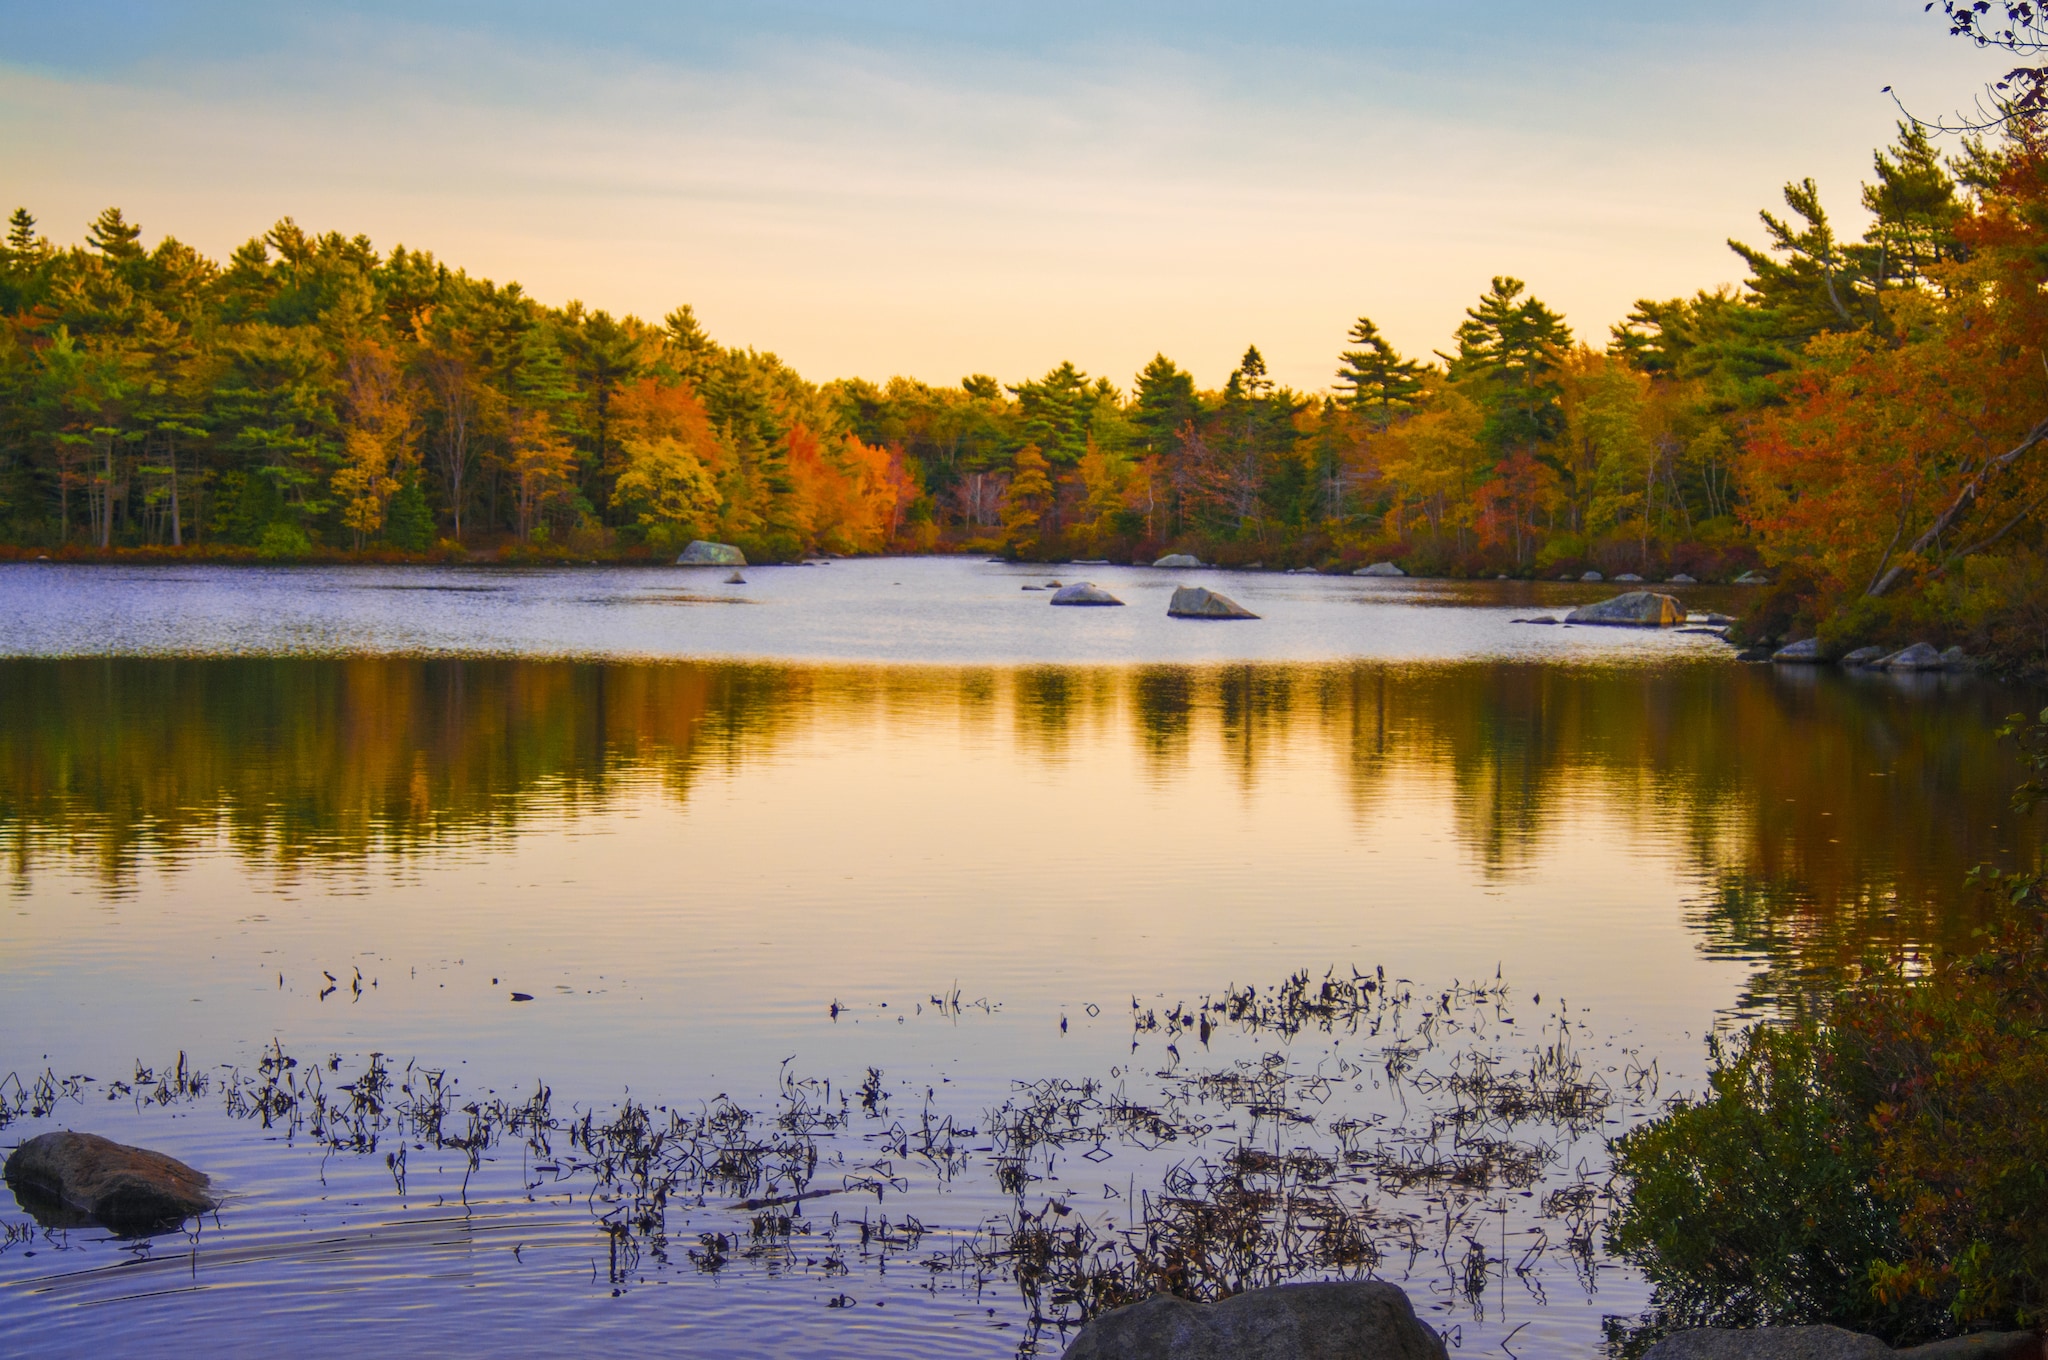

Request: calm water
left=0, top=560, right=2033, bottom=1358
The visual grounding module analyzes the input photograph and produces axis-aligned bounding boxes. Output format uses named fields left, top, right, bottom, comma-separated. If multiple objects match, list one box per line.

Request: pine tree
left=1335, top=317, right=1426, bottom=428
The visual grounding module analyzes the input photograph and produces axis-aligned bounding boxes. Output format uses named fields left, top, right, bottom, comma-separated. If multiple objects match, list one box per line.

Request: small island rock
left=1152, top=553, right=1203, bottom=568
left=1939, top=645, right=1975, bottom=671
left=1581, top=570, right=1605, bottom=581
left=1839, top=645, right=1885, bottom=668
left=1614, top=572, right=1643, bottom=582
left=1355, top=561, right=1406, bottom=577
left=1732, top=569, right=1770, bottom=585
left=1564, top=591, right=1684, bottom=627
left=1667, top=573, right=1697, bottom=583
left=1050, top=582, right=1124, bottom=606
left=5, top=1131, right=217, bottom=1232
left=1878, top=642, right=1945, bottom=671
left=1168, top=585, right=1258, bottom=619
left=1773, top=637, right=1824, bottom=663
left=676, top=540, right=747, bottom=567
left=1061, top=1281, right=1447, bottom=1360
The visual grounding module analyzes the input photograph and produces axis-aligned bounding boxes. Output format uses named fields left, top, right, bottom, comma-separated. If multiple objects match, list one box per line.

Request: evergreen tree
left=1335, top=316, right=1426, bottom=427
left=1449, top=277, right=1572, bottom=457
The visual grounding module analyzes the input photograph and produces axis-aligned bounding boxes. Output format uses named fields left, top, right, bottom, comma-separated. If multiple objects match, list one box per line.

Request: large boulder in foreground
left=1564, top=591, right=1684, bottom=627
left=1062, top=1282, right=1447, bottom=1360
left=1051, top=582, right=1124, bottom=606
left=1152, top=552, right=1203, bottom=568
left=5, top=1131, right=217, bottom=1232
left=676, top=540, right=746, bottom=566
left=1354, top=561, right=1406, bottom=577
left=1168, top=586, right=1258, bottom=619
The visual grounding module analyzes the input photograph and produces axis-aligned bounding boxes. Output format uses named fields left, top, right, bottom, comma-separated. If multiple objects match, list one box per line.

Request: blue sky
left=0, top=2, right=2000, bottom=391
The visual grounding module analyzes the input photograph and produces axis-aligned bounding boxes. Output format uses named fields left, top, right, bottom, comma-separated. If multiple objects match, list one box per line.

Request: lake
left=0, top=558, right=2033, bottom=1358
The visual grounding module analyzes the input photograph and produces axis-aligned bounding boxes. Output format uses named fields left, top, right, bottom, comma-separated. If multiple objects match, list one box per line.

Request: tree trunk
left=168, top=441, right=183, bottom=548
left=1867, top=412, right=2048, bottom=597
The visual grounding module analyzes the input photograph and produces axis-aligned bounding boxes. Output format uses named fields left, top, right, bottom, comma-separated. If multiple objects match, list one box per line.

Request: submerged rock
left=1355, top=561, right=1406, bottom=577
left=1773, top=637, right=1824, bottom=663
left=1896, top=1334, right=2046, bottom=1358
left=4, top=1131, right=217, bottom=1232
left=1062, top=1281, right=1447, bottom=1360
left=676, top=540, right=746, bottom=567
left=1167, top=585, right=1258, bottom=619
left=1563, top=591, right=1684, bottom=627
left=1152, top=552, right=1203, bottom=568
left=1513, top=615, right=1561, bottom=625
left=1050, top=582, right=1124, bottom=606
left=1642, top=1325, right=1889, bottom=1360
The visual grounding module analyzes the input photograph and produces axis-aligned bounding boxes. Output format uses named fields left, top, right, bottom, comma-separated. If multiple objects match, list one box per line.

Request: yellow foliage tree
left=1001, top=445, right=1054, bottom=553
left=1375, top=387, right=1486, bottom=544
left=333, top=341, right=418, bottom=550
left=503, top=408, right=577, bottom=541
left=614, top=435, right=721, bottom=536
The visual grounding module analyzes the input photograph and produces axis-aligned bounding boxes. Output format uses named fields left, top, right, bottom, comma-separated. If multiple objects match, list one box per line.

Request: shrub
left=255, top=522, right=314, bottom=559
left=1607, top=1022, right=1918, bottom=1337
left=1609, top=708, right=2048, bottom=1342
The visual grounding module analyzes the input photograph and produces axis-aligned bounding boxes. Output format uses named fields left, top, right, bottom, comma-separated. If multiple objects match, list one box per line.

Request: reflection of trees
left=1, top=658, right=2034, bottom=1006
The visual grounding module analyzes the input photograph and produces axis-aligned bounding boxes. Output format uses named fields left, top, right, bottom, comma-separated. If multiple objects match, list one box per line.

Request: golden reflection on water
left=0, top=656, right=2033, bottom=1013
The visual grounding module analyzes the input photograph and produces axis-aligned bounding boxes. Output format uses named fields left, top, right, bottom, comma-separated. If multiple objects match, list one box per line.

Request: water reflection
left=0, top=657, right=2032, bottom=1007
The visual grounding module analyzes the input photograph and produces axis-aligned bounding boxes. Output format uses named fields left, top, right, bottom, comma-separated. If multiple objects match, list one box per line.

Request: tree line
left=7, top=118, right=2048, bottom=659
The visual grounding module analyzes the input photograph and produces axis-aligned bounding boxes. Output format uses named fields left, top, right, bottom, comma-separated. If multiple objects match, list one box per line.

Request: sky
left=0, top=1, right=2006, bottom=393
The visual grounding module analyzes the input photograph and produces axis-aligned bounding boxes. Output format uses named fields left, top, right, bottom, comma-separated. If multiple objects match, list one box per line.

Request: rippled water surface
left=0, top=561, right=2033, bottom=1358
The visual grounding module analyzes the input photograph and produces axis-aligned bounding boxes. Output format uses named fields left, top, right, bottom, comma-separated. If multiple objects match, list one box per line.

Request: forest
left=7, top=117, right=2048, bottom=668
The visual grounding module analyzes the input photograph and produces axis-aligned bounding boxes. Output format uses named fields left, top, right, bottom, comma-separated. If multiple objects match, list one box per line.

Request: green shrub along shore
left=1607, top=709, right=2048, bottom=1348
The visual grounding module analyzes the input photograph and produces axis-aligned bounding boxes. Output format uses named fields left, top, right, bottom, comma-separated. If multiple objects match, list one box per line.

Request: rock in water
left=1355, top=561, right=1406, bottom=577
left=1772, top=637, right=1824, bottom=663
left=1050, top=582, right=1124, bottom=606
left=1939, top=645, right=1975, bottom=672
left=1614, top=572, right=1643, bottom=581
left=724, top=571, right=746, bottom=584
left=1062, top=1282, right=1447, bottom=1360
left=1839, top=645, right=1884, bottom=668
left=1563, top=591, right=1684, bottom=627
left=1581, top=570, right=1604, bottom=582
left=676, top=540, right=746, bottom=567
left=1168, top=586, right=1258, bottom=619
left=1732, top=569, right=1770, bottom=585
left=1152, top=553, right=1203, bottom=568
left=1668, top=572, right=1697, bottom=583
left=1878, top=642, right=1944, bottom=671
left=5, top=1131, right=217, bottom=1232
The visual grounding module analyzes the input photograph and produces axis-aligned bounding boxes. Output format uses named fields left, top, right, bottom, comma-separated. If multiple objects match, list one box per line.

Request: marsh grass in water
left=2, top=967, right=1664, bottom=1356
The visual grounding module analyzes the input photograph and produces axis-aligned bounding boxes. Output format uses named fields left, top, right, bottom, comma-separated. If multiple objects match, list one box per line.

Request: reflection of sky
left=0, top=2, right=1994, bottom=388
